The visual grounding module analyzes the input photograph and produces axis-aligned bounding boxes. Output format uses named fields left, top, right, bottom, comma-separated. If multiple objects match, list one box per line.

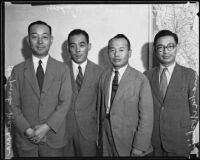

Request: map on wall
left=152, top=2, right=199, bottom=74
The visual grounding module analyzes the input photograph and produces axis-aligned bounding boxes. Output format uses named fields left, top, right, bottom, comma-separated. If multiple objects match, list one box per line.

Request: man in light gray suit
left=97, top=34, right=154, bottom=156
left=6, top=21, right=72, bottom=157
left=64, top=29, right=104, bottom=156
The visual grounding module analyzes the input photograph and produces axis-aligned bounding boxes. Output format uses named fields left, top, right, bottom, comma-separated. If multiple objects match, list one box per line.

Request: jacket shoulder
left=177, top=64, right=198, bottom=80
left=50, top=57, right=70, bottom=72
left=143, top=67, right=158, bottom=79
left=12, top=60, right=29, bottom=73
left=129, top=66, right=149, bottom=82
left=88, top=60, right=105, bottom=73
left=178, top=64, right=196, bottom=74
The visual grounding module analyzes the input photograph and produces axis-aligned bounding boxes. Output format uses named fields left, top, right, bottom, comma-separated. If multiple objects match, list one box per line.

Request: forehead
left=69, top=34, right=87, bottom=43
left=156, top=35, right=176, bottom=45
left=109, top=38, right=128, bottom=47
left=29, top=24, right=50, bottom=34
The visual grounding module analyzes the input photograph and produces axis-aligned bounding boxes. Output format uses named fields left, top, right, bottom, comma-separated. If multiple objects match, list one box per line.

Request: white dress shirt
left=159, top=62, right=176, bottom=85
left=106, top=64, right=128, bottom=114
left=72, top=60, right=87, bottom=80
left=32, top=54, right=49, bottom=74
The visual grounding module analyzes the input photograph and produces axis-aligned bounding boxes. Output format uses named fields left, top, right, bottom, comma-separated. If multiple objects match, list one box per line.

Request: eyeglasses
left=156, top=43, right=176, bottom=52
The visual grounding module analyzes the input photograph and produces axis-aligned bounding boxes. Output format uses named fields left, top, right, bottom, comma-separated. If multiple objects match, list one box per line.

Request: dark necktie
left=76, top=65, right=83, bottom=92
left=160, top=68, right=168, bottom=98
left=36, top=60, right=44, bottom=93
left=110, top=70, right=119, bottom=106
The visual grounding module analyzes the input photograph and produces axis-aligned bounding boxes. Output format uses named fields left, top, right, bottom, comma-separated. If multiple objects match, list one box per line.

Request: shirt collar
left=160, top=62, right=176, bottom=75
left=112, top=64, right=128, bottom=77
left=32, top=54, right=49, bottom=66
left=72, top=59, right=88, bottom=74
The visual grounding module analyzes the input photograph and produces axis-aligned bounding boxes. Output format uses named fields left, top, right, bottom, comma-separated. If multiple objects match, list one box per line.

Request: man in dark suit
left=144, top=30, right=199, bottom=157
left=64, top=29, right=104, bottom=156
left=5, top=20, right=72, bottom=157
left=97, top=34, right=154, bottom=156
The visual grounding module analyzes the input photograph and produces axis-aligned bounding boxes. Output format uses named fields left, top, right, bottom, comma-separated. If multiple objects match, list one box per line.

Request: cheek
left=69, top=49, right=76, bottom=54
left=157, top=53, right=163, bottom=58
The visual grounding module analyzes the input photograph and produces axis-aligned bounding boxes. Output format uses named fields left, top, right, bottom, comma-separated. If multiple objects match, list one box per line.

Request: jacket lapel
left=78, top=60, right=93, bottom=94
left=104, top=69, right=112, bottom=110
left=66, top=60, right=78, bottom=95
left=111, top=66, right=131, bottom=107
left=24, top=58, right=40, bottom=98
left=150, top=67, right=163, bottom=104
left=164, top=64, right=181, bottom=102
left=42, top=56, right=55, bottom=94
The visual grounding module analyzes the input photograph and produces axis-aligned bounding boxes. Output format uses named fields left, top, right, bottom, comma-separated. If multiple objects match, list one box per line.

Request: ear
left=50, top=36, right=53, bottom=45
left=26, top=36, right=30, bottom=46
left=128, top=49, right=132, bottom=58
left=88, top=43, right=91, bottom=51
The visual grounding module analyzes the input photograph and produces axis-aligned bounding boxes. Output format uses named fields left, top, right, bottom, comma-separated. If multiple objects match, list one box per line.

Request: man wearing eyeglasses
left=144, top=30, right=199, bottom=157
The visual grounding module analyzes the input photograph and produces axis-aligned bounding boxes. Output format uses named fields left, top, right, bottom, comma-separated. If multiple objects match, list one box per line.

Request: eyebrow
left=30, top=33, right=49, bottom=35
left=70, top=41, right=86, bottom=45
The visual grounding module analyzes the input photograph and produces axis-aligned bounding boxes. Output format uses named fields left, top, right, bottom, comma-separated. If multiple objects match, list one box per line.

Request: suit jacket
left=65, top=60, right=104, bottom=141
left=7, top=56, right=72, bottom=150
left=144, top=63, right=199, bottom=154
left=98, top=65, right=154, bottom=156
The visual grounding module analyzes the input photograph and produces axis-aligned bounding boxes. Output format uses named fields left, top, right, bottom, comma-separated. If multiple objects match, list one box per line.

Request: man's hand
left=33, top=124, right=50, bottom=143
left=24, top=128, right=38, bottom=144
left=24, top=128, right=35, bottom=138
left=132, top=148, right=144, bottom=156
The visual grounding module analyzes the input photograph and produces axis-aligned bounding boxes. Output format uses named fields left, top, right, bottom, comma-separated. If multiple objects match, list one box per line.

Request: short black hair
left=28, top=20, right=52, bottom=35
left=154, top=30, right=178, bottom=46
left=68, top=29, right=89, bottom=44
left=108, top=34, right=131, bottom=50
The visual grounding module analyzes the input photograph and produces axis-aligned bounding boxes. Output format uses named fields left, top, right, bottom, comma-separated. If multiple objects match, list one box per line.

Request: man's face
left=108, top=38, right=131, bottom=69
left=28, top=24, right=53, bottom=58
left=68, top=34, right=91, bottom=64
left=155, top=35, right=177, bottom=67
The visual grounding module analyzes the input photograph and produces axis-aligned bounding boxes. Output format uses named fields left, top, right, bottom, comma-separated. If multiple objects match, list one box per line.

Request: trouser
left=64, top=115, right=97, bottom=156
left=103, top=114, right=119, bottom=156
left=17, top=143, right=64, bottom=157
left=146, top=144, right=189, bottom=158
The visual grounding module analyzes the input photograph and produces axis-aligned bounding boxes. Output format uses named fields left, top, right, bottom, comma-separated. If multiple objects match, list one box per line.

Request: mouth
left=75, top=55, right=82, bottom=59
left=113, top=59, right=121, bottom=62
left=37, top=46, right=45, bottom=50
left=162, top=55, right=170, bottom=59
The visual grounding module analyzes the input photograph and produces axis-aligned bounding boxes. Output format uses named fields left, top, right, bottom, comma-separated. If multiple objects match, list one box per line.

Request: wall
left=5, top=3, right=151, bottom=75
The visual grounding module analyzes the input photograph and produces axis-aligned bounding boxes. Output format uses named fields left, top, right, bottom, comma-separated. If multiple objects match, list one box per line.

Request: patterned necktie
left=36, top=60, right=44, bottom=93
left=160, top=68, right=168, bottom=98
left=110, top=70, right=119, bottom=106
left=76, top=65, right=83, bottom=92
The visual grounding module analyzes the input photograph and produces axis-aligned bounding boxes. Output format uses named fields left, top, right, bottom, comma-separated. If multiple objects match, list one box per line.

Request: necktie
left=76, top=65, right=83, bottom=92
left=160, top=68, right=168, bottom=98
left=36, top=60, right=44, bottom=93
left=110, top=70, right=119, bottom=106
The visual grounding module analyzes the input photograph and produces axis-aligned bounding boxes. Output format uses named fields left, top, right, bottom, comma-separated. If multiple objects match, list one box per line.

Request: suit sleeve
left=46, top=66, right=72, bottom=133
left=132, top=76, right=154, bottom=152
left=6, top=67, right=31, bottom=135
left=188, top=70, right=199, bottom=131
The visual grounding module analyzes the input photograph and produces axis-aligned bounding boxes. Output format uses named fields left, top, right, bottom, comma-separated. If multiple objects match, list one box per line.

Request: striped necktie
left=76, top=65, right=83, bottom=92
left=110, top=70, right=119, bottom=106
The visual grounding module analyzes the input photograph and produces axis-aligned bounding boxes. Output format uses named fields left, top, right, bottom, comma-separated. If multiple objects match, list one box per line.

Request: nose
left=76, top=46, right=80, bottom=52
left=38, top=37, right=43, bottom=44
left=114, top=50, right=120, bottom=57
